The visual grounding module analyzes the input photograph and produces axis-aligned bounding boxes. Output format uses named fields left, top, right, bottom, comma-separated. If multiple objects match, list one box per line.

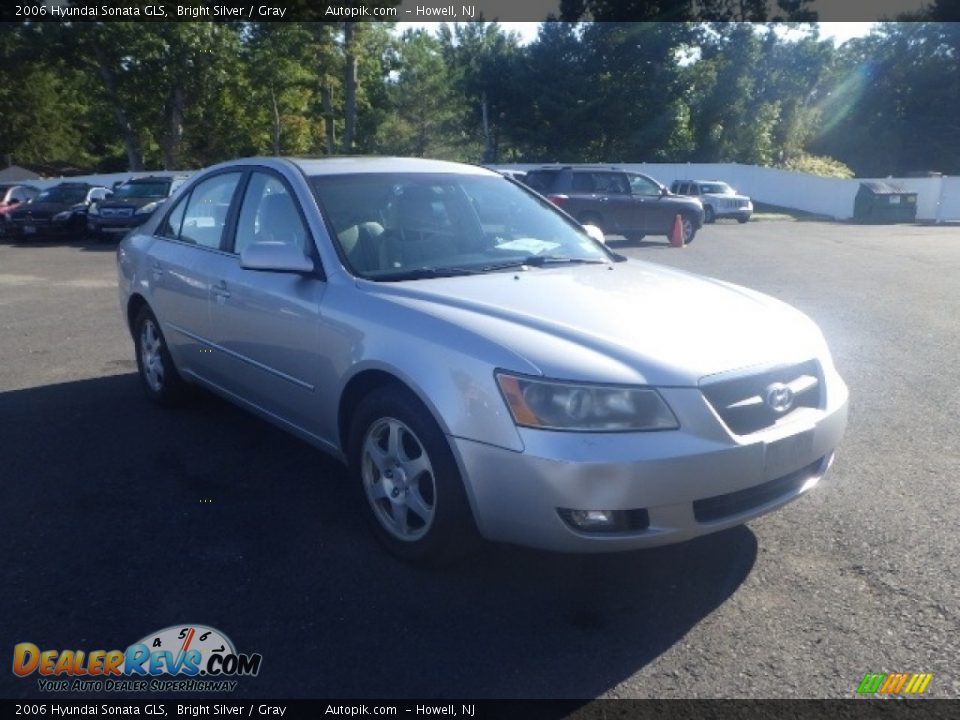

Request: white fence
left=497, top=162, right=960, bottom=223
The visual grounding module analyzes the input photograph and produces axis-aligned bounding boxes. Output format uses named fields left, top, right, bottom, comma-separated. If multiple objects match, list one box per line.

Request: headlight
left=136, top=201, right=160, bottom=215
left=496, top=372, right=679, bottom=432
left=52, top=211, right=73, bottom=222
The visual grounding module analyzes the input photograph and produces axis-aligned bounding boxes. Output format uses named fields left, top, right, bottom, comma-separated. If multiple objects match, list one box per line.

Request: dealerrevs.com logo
left=13, top=625, right=262, bottom=693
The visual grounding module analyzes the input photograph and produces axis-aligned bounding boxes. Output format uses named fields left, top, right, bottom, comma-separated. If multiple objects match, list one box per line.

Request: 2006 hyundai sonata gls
left=117, top=157, right=848, bottom=563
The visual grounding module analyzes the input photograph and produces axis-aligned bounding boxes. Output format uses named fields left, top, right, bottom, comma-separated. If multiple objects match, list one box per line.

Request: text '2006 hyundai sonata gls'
left=117, top=157, right=848, bottom=564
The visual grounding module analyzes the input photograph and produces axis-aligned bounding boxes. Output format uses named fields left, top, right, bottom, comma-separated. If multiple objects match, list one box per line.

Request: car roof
left=124, top=175, right=180, bottom=182
left=278, top=156, right=497, bottom=177
left=529, top=166, right=634, bottom=172
left=49, top=182, right=96, bottom=189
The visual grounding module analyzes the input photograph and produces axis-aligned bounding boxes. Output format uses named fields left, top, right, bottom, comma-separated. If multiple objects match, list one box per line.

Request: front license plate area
left=765, top=430, right=815, bottom=478
left=23, top=224, right=36, bottom=234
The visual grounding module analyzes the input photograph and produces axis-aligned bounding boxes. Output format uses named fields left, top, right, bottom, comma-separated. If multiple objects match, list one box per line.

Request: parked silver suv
left=671, top=180, right=753, bottom=224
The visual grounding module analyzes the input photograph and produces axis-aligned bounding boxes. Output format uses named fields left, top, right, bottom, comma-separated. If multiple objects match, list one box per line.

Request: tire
left=704, top=206, right=715, bottom=224
left=70, top=216, right=88, bottom=242
left=737, top=215, right=750, bottom=224
left=133, top=307, right=188, bottom=406
left=348, top=385, right=479, bottom=565
left=675, top=214, right=696, bottom=245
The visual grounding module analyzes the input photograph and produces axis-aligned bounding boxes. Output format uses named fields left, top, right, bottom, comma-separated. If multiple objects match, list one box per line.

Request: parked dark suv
left=7, top=182, right=111, bottom=240
left=87, top=175, right=190, bottom=241
left=524, top=166, right=704, bottom=244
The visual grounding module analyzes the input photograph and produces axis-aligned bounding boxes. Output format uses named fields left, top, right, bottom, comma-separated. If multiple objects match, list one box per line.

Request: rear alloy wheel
left=350, top=386, right=478, bottom=565
left=134, top=307, right=187, bottom=406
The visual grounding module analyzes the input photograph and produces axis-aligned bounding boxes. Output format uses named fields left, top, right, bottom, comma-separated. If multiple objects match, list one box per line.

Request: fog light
left=568, top=510, right=615, bottom=528
left=558, top=507, right=650, bottom=534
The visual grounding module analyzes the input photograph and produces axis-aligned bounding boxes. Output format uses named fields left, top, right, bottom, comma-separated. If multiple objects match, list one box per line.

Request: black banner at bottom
left=1, top=700, right=958, bottom=720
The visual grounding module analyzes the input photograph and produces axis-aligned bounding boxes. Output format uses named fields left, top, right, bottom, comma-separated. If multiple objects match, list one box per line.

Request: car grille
left=100, top=207, right=134, bottom=218
left=693, top=457, right=824, bottom=523
left=717, top=199, right=749, bottom=209
left=700, top=360, right=822, bottom=435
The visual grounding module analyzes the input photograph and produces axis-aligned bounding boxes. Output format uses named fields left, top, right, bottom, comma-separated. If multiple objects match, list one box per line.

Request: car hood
left=703, top=192, right=750, bottom=201
left=362, top=260, right=826, bottom=386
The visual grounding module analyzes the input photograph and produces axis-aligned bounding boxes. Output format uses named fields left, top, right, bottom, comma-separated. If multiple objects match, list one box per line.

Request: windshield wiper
left=373, top=266, right=482, bottom=282
left=481, top=255, right=609, bottom=271
left=524, top=255, right=608, bottom=266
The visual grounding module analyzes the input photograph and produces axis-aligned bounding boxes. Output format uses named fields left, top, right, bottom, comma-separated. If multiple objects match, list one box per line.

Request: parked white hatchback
left=117, top=157, right=848, bottom=564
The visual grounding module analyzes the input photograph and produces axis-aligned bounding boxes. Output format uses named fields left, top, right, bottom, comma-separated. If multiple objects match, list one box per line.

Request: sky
left=395, top=22, right=880, bottom=47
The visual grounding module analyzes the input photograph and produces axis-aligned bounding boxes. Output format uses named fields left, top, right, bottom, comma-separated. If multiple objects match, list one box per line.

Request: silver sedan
left=117, top=157, right=848, bottom=564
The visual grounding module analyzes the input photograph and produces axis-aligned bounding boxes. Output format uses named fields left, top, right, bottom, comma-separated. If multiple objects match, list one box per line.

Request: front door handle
left=212, top=281, right=231, bottom=300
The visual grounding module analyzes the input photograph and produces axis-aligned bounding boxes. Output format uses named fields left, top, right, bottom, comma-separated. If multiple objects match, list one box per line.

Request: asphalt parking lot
left=1, top=221, right=958, bottom=700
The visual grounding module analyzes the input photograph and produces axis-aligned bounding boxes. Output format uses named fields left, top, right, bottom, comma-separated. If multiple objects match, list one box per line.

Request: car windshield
left=700, top=182, right=734, bottom=194
left=36, top=186, right=87, bottom=204
left=113, top=181, right=170, bottom=199
left=310, top=173, right=610, bottom=281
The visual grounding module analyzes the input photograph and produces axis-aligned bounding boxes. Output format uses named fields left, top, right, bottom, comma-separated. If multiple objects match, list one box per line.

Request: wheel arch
left=126, top=293, right=149, bottom=338
left=336, top=366, right=487, bottom=535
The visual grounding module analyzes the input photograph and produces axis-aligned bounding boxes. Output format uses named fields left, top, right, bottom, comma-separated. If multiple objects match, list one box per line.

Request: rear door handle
left=212, top=281, right=231, bottom=300
left=150, top=261, right=163, bottom=280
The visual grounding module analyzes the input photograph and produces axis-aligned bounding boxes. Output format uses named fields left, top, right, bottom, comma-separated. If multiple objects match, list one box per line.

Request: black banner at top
left=1, top=0, right=957, bottom=23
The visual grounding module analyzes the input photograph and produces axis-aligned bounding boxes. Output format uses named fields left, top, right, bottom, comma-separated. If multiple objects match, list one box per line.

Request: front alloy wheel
left=361, top=417, right=437, bottom=542
left=349, top=385, right=478, bottom=565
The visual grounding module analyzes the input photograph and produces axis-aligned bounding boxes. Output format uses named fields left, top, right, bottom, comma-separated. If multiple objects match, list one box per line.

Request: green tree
left=811, top=23, right=960, bottom=176
left=438, top=22, right=525, bottom=163
left=375, top=30, right=467, bottom=159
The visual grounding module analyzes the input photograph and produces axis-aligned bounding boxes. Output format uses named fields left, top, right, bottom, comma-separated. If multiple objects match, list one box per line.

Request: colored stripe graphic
left=857, top=672, right=933, bottom=694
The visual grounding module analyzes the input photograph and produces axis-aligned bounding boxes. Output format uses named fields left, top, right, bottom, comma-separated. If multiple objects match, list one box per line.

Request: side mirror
left=582, top=224, right=606, bottom=245
left=660, top=186, right=669, bottom=197
left=240, top=241, right=314, bottom=274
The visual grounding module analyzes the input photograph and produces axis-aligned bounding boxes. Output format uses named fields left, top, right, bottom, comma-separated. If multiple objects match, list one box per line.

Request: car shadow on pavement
left=0, top=374, right=757, bottom=700
left=0, top=236, right=119, bottom=252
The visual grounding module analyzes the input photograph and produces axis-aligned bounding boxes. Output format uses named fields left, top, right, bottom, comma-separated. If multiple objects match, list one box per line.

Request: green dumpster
left=853, top=181, right=918, bottom=223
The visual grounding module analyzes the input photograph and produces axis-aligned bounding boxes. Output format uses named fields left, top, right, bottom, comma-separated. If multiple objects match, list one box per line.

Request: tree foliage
left=1, top=21, right=957, bottom=177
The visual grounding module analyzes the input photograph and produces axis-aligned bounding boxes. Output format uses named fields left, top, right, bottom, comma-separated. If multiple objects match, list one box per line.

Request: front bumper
left=452, top=370, right=848, bottom=552
left=88, top=215, right=148, bottom=236
left=713, top=200, right=753, bottom=220
left=7, top=217, right=77, bottom=239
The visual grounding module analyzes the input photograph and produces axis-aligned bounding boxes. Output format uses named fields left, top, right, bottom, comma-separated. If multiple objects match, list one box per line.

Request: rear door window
left=524, top=170, right=559, bottom=193
left=571, top=173, right=597, bottom=193
left=594, top=172, right=630, bottom=194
